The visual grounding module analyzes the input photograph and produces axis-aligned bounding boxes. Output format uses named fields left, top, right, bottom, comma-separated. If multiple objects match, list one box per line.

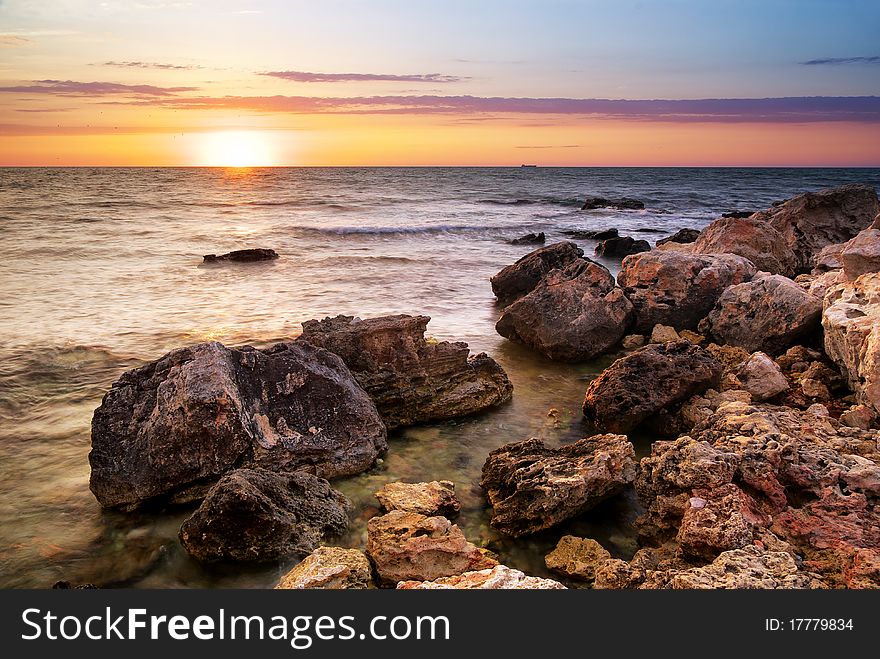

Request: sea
left=1, top=166, right=878, bottom=588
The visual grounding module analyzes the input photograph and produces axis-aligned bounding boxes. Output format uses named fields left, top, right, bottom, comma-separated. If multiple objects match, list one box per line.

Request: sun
left=199, top=131, right=276, bottom=167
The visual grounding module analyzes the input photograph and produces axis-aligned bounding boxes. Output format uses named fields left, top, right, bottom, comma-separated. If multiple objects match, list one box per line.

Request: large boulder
left=594, top=236, right=650, bottom=258
left=823, top=272, right=880, bottom=414
left=298, top=314, right=512, bottom=429
left=178, top=468, right=350, bottom=563
left=490, top=241, right=585, bottom=307
left=397, top=565, right=566, bottom=589
left=275, top=546, right=374, bottom=589
left=582, top=342, right=722, bottom=434
left=735, top=352, right=789, bottom=401
left=366, top=511, right=496, bottom=586
left=494, top=260, right=633, bottom=361
left=840, top=226, right=880, bottom=280
left=691, top=216, right=798, bottom=277
left=374, top=480, right=461, bottom=517
left=752, top=183, right=879, bottom=272
left=89, top=341, right=387, bottom=510
left=480, top=435, right=636, bottom=537
left=700, top=274, right=823, bottom=354
left=617, top=251, right=756, bottom=332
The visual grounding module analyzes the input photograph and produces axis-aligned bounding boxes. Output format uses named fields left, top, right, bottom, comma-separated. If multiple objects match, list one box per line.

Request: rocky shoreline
left=85, top=183, right=879, bottom=589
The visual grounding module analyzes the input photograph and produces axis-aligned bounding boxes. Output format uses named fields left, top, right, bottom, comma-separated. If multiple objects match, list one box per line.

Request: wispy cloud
left=0, top=79, right=197, bottom=96
left=96, top=61, right=204, bottom=70
left=0, top=34, right=30, bottom=47
left=262, top=71, right=466, bottom=83
left=802, top=56, right=880, bottom=65
left=516, top=144, right=582, bottom=149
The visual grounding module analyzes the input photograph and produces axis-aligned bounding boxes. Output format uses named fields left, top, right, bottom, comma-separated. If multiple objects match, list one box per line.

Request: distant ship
left=520, top=164, right=537, bottom=168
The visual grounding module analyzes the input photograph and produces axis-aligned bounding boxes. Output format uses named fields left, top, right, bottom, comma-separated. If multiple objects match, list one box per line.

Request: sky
left=0, top=0, right=879, bottom=166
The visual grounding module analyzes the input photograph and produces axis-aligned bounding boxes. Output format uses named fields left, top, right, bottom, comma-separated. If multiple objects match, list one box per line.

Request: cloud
left=802, top=56, right=880, bottom=65
left=515, top=144, right=582, bottom=149
left=0, top=79, right=197, bottom=96
left=0, top=34, right=30, bottom=47
left=262, top=71, right=466, bottom=83
left=97, top=61, right=204, bottom=70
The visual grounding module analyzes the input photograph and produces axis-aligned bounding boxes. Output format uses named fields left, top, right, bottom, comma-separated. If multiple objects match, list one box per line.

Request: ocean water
left=1, top=166, right=878, bottom=588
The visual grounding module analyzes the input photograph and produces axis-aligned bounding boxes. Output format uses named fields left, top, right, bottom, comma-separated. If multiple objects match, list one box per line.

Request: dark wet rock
left=89, top=341, right=387, bottom=510
left=561, top=228, right=619, bottom=240
left=617, top=251, right=756, bottom=333
left=480, top=435, right=636, bottom=537
left=366, top=511, right=496, bottom=586
left=581, top=196, right=645, bottom=211
left=275, top=546, right=374, bottom=589
left=700, top=273, right=823, bottom=355
left=374, top=480, right=461, bottom=517
left=692, top=217, right=798, bottom=276
left=490, top=241, right=586, bottom=307
left=595, top=236, right=651, bottom=258
left=721, top=211, right=755, bottom=219
left=397, top=565, right=565, bottom=589
left=178, top=468, right=350, bottom=563
left=509, top=232, right=545, bottom=245
left=494, top=259, right=633, bottom=361
left=298, top=314, right=511, bottom=429
left=203, top=248, right=279, bottom=263
left=656, top=228, right=700, bottom=247
left=582, top=342, right=722, bottom=434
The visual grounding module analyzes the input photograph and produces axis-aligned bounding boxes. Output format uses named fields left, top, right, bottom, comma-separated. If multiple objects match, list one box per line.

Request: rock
left=691, top=217, right=798, bottom=276
left=700, top=274, right=823, bottom=354
left=667, top=546, right=825, bottom=589
left=366, top=511, right=496, bottom=586
left=840, top=227, right=880, bottom=280
left=622, top=334, right=646, bottom=350
left=275, top=546, right=373, bottom=589
left=721, top=211, right=755, bottom=219
left=840, top=405, right=876, bottom=430
left=806, top=269, right=846, bottom=299
left=374, top=480, right=461, bottom=517
left=675, top=483, right=763, bottom=560
left=582, top=342, right=722, bottom=434
left=736, top=352, right=789, bottom=401
left=814, top=242, right=845, bottom=273
left=649, top=324, right=680, bottom=344
left=595, top=236, right=651, bottom=258
left=480, top=435, right=636, bottom=537
left=545, top=536, right=611, bottom=583
left=509, top=232, right=545, bottom=245
left=752, top=183, right=880, bottom=272
left=298, top=314, right=512, bottom=429
left=203, top=248, right=279, bottom=263
left=617, top=251, right=756, bottom=332
left=581, top=196, right=644, bottom=211
left=656, top=228, right=701, bottom=247
left=89, top=341, right=387, bottom=510
left=494, top=259, right=633, bottom=361
left=397, top=565, right=566, bottom=590
left=490, top=241, right=586, bottom=306
left=178, top=468, right=350, bottom=563
left=806, top=403, right=830, bottom=416
left=655, top=241, right=696, bottom=253
left=562, top=228, right=619, bottom=240
left=679, top=329, right=705, bottom=345
left=822, top=272, right=880, bottom=414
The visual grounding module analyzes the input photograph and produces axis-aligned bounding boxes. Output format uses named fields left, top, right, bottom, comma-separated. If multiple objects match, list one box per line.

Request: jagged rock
left=89, top=341, right=387, bottom=510
left=397, top=565, right=565, bottom=589
left=679, top=329, right=705, bottom=345
left=178, top=468, right=350, bottom=562
left=649, top=324, right=680, bottom=344
left=581, top=196, right=644, bottom=211
left=595, top=236, right=651, bottom=258
left=752, top=183, right=880, bottom=272
left=692, top=216, right=798, bottom=276
left=562, top=228, right=619, bottom=240
left=203, top=248, right=279, bottom=263
left=275, top=546, right=373, bottom=589
left=298, top=314, right=511, bottom=429
left=490, top=241, right=585, bottom=307
left=374, top=480, right=461, bottom=517
left=806, top=269, right=846, bottom=298
left=840, top=405, right=876, bottom=430
left=823, top=272, right=880, bottom=414
left=736, top=352, right=789, bottom=401
left=840, top=227, right=880, bottom=280
left=545, top=536, right=611, bottom=583
left=700, top=274, right=823, bottom=354
left=813, top=242, right=845, bottom=273
left=366, top=511, right=496, bottom=586
left=510, top=232, right=546, bottom=245
left=622, top=334, right=646, bottom=350
left=495, top=259, right=633, bottom=361
left=617, top=251, right=756, bottom=332
left=676, top=483, right=765, bottom=560
left=480, top=435, right=636, bottom=537
left=582, top=342, right=722, bottom=434
left=668, top=546, right=826, bottom=589
left=656, top=228, right=700, bottom=247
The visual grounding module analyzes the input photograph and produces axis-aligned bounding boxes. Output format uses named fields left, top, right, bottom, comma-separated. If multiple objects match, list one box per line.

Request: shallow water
left=1, top=167, right=878, bottom=588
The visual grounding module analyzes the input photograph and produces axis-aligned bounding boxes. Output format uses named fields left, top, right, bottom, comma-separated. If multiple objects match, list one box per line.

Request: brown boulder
left=490, top=241, right=585, bottom=306
left=840, top=227, right=880, bottom=280
left=692, top=216, right=798, bottom=276
left=374, top=480, right=461, bottom=517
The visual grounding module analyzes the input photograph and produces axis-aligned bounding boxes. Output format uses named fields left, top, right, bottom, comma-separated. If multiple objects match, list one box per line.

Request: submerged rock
left=691, top=216, right=798, bottom=277
left=656, top=228, right=700, bottom=247
left=275, top=546, right=374, bottom=589
left=494, top=259, right=633, bottom=361
left=374, top=480, right=461, bottom=517
left=203, top=248, right=279, bottom=263
left=397, top=565, right=566, bottom=589
left=299, top=314, right=512, bottom=429
left=617, top=251, right=756, bottom=332
left=594, top=236, right=651, bottom=258
left=581, top=196, right=645, bottom=211
left=366, top=511, right=496, bottom=586
left=480, top=435, right=636, bottom=537
left=490, top=241, right=585, bottom=307
left=89, top=341, right=387, bottom=510
left=582, top=342, right=722, bottom=434
left=545, top=536, right=611, bottom=583
left=509, top=232, right=546, bottom=245
left=178, top=468, right=350, bottom=563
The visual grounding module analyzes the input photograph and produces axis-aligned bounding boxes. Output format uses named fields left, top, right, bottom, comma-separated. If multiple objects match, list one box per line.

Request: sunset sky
left=1, top=0, right=879, bottom=166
